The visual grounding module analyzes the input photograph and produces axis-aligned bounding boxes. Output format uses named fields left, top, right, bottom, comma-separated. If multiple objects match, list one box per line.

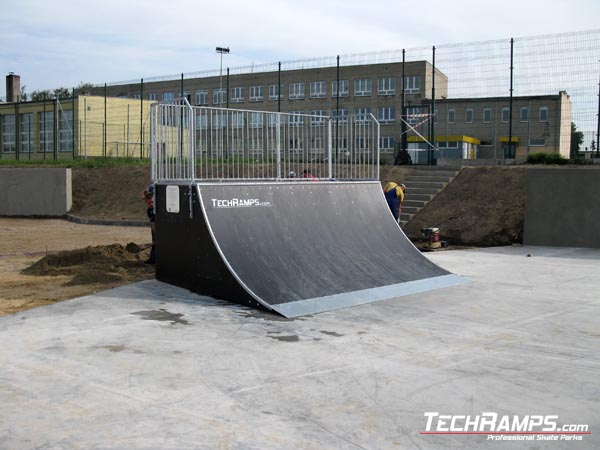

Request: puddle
left=266, top=334, right=299, bottom=342
left=131, top=308, right=189, bottom=325
left=104, top=344, right=126, bottom=352
left=319, top=330, right=344, bottom=337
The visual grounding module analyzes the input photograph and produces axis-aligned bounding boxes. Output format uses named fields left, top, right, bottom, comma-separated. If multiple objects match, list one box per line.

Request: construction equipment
left=420, top=227, right=448, bottom=251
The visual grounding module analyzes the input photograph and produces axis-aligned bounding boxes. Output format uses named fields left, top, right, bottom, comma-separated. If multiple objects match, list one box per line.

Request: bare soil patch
left=0, top=219, right=152, bottom=316
left=1, top=164, right=530, bottom=316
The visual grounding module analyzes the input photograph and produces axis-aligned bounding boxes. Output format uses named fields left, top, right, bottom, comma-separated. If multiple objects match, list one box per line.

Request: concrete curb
left=65, top=214, right=147, bottom=228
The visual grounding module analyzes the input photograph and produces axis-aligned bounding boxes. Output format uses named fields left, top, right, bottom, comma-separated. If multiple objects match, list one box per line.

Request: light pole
left=216, top=46, right=230, bottom=104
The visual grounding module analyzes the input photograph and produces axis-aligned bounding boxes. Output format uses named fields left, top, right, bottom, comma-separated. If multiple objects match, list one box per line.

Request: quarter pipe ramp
left=155, top=181, right=462, bottom=317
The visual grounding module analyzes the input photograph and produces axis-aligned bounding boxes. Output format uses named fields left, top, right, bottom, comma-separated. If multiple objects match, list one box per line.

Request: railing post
left=150, top=104, right=156, bottom=181
left=327, top=117, right=332, bottom=179
left=276, top=113, right=281, bottom=180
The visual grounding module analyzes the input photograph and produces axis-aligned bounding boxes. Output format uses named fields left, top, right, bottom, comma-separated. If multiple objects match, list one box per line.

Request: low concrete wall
left=0, top=168, right=72, bottom=216
left=524, top=168, right=600, bottom=248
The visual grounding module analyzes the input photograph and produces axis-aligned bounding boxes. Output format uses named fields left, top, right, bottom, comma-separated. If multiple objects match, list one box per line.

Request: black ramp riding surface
left=197, top=181, right=463, bottom=317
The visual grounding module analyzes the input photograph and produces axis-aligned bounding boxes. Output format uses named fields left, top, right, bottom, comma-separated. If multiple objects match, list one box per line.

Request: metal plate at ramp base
left=273, top=274, right=464, bottom=317
left=193, top=181, right=464, bottom=317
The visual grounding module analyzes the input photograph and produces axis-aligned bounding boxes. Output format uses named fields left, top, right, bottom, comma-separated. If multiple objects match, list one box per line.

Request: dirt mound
left=71, top=166, right=152, bottom=221
left=68, top=164, right=527, bottom=247
left=22, top=243, right=154, bottom=286
left=404, top=167, right=527, bottom=246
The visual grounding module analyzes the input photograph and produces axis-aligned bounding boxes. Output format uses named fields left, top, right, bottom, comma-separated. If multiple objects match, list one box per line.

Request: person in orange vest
left=383, top=182, right=406, bottom=222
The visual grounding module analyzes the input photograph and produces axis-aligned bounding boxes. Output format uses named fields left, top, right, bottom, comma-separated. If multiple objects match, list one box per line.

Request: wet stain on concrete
left=236, top=310, right=295, bottom=322
left=319, top=330, right=344, bottom=337
left=131, top=309, right=189, bottom=325
left=266, top=333, right=300, bottom=342
left=97, top=345, right=144, bottom=354
left=105, top=344, right=126, bottom=352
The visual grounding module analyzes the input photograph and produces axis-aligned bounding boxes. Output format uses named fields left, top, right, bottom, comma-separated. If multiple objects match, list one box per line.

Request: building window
left=447, top=108, right=455, bottom=124
left=501, top=107, right=510, bottom=123
left=248, top=112, right=263, bottom=129
left=539, top=106, right=548, bottom=122
left=406, top=107, right=422, bottom=125
left=38, top=112, right=53, bottom=152
left=213, top=88, right=226, bottom=105
left=520, top=107, right=529, bottom=122
left=182, top=90, right=191, bottom=102
left=529, top=138, right=546, bottom=146
left=434, top=108, right=438, bottom=124
left=354, top=107, right=372, bottom=122
left=403, top=76, right=420, bottom=94
left=268, top=114, right=283, bottom=128
left=20, top=113, right=34, bottom=153
left=59, top=110, right=73, bottom=151
left=230, top=111, right=244, bottom=129
left=162, top=92, right=174, bottom=102
left=196, top=114, right=208, bottom=129
left=289, top=83, right=305, bottom=100
left=378, top=107, right=395, bottom=124
left=380, top=136, right=395, bottom=151
left=354, top=79, right=372, bottom=96
left=310, top=81, right=326, bottom=98
left=147, top=93, right=157, bottom=101
left=378, top=77, right=396, bottom=95
left=465, top=108, right=473, bottom=123
left=131, top=94, right=141, bottom=99
left=196, top=90, right=208, bottom=105
left=1, top=114, right=16, bottom=153
left=355, top=137, right=372, bottom=150
left=483, top=108, right=492, bottom=123
left=269, top=84, right=284, bottom=101
left=212, top=111, right=227, bottom=129
left=438, top=141, right=459, bottom=149
left=249, top=86, right=263, bottom=102
left=335, top=137, right=348, bottom=150
left=332, top=108, right=348, bottom=123
left=310, top=110, right=327, bottom=126
left=288, top=111, right=304, bottom=126
left=332, top=80, right=348, bottom=97
left=231, top=87, right=244, bottom=103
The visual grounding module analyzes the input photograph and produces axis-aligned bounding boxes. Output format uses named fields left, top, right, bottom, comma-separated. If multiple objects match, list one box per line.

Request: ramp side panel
left=198, top=182, right=451, bottom=307
left=154, top=184, right=263, bottom=310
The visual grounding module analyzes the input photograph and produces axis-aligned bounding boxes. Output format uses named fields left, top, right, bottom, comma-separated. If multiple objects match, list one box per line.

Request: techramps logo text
left=421, top=412, right=591, bottom=442
left=210, top=198, right=272, bottom=209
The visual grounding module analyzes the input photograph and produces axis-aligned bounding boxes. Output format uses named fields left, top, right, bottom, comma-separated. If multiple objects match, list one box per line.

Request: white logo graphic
left=422, top=412, right=590, bottom=442
left=211, top=198, right=272, bottom=208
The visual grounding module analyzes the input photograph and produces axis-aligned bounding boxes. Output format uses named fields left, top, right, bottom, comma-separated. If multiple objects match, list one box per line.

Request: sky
left=1, top=0, right=600, bottom=98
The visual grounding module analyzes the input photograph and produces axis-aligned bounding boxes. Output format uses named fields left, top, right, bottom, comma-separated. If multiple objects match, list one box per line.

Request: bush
left=526, top=152, right=568, bottom=165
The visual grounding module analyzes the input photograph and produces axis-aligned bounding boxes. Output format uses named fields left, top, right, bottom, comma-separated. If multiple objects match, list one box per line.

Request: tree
left=30, top=89, right=53, bottom=101
left=74, top=82, right=95, bottom=95
left=30, top=87, right=72, bottom=101
left=570, top=122, right=584, bottom=158
left=19, top=85, right=28, bottom=102
left=53, top=87, right=71, bottom=99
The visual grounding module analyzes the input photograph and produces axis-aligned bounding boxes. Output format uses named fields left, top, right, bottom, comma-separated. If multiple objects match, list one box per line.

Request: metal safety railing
left=151, top=99, right=380, bottom=182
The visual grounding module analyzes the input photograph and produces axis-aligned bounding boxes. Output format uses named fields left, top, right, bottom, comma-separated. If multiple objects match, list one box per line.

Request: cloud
left=1, top=0, right=599, bottom=96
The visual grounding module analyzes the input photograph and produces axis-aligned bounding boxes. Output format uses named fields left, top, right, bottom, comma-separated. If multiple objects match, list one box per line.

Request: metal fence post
left=431, top=45, right=436, bottom=166
left=104, top=83, right=107, bottom=158
left=508, top=38, right=514, bottom=160
left=140, top=78, right=144, bottom=159
left=276, top=114, right=281, bottom=180
left=327, top=117, right=332, bottom=179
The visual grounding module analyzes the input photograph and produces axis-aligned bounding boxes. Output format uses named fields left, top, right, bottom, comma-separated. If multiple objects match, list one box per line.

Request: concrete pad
left=0, top=246, right=598, bottom=449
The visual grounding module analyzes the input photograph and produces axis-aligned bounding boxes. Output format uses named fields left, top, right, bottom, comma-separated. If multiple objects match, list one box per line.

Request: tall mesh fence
left=1, top=30, right=599, bottom=162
